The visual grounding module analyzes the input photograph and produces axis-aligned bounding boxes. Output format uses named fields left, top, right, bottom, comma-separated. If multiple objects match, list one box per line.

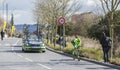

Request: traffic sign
left=58, top=17, right=66, bottom=25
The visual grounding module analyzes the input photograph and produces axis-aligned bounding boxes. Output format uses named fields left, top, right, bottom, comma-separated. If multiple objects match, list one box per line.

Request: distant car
left=22, top=36, right=46, bottom=52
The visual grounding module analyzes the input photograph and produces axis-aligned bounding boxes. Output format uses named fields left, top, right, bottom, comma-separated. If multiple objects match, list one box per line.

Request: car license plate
left=32, top=46, right=39, bottom=48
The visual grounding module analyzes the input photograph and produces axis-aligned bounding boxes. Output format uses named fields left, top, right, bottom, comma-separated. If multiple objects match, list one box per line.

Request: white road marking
left=25, top=58, right=33, bottom=62
left=12, top=44, right=17, bottom=46
left=13, top=40, right=20, bottom=46
left=12, top=47, right=14, bottom=51
left=37, top=63, right=52, bottom=70
left=5, top=44, right=10, bottom=46
left=11, top=39, right=52, bottom=70
left=17, top=54, right=23, bottom=58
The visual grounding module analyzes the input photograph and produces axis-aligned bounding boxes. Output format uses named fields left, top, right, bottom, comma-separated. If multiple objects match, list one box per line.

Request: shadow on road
left=36, top=59, right=119, bottom=70
left=1, top=50, right=22, bottom=53
left=50, top=59, right=120, bottom=70
left=86, top=67, right=118, bottom=70
left=0, top=62, right=39, bottom=67
left=2, top=49, right=41, bottom=53
left=46, top=59, right=94, bottom=66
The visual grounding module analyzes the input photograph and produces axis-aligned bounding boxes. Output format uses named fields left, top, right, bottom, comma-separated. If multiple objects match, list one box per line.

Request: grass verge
left=44, top=39, right=120, bottom=65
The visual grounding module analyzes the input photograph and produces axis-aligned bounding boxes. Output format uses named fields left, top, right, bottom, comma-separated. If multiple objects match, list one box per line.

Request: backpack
left=105, top=37, right=112, bottom=47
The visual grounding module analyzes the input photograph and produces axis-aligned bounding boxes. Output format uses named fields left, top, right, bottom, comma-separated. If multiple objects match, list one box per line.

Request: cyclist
left=72, top=35, right=81, bottom=61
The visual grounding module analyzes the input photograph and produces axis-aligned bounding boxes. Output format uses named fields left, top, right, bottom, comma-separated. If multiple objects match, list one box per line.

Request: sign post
left=58, top=17, right=66, bottom=25
left=58, top=17, right=66, bottom=50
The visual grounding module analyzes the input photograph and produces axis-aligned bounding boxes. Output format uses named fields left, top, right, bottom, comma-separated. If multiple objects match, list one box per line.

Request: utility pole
left=62, top=1, right=66, bottom=48
left=2, top=0, right=4, bottom=21
left=2, top=0, right=6, bottom=21
left=6, top=3, right=8, bottom=25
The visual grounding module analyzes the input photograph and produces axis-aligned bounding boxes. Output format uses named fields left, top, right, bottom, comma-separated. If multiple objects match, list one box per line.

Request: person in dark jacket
left=100, top=32, right=111, bottom=63
left=1, top=30, right=4, bottom=40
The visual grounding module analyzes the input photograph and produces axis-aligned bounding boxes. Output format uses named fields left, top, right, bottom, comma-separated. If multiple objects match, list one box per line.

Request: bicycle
left=72, top=48, right=81, bottom=61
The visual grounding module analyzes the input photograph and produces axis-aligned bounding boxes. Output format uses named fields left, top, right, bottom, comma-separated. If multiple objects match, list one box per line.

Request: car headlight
left=42, top=44, right=45, bottom=46
left=26, top=43, right=29, bottom=46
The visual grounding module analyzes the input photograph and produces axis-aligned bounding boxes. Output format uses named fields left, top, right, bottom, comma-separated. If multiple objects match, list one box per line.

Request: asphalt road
left=0, top=38, right=119, bottom=70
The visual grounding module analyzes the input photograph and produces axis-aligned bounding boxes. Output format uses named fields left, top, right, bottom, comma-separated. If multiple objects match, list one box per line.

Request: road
left=0, top=38, right=119, bottom=70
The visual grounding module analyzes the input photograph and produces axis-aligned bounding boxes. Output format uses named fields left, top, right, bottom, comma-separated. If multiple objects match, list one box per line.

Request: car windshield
left=27, top=35, right=42, bottom=42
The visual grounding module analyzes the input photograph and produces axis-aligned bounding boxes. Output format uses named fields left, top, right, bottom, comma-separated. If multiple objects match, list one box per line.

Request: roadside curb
left=46, top=46, right=120, bottom=69
left=46, top=46, right=74, bottom=57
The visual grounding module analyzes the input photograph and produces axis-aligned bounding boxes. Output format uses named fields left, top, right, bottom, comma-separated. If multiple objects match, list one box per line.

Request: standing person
left=72, top=35, right=81, bottom=61
left=58, top=36, right=63, bottom=46
left=1, top=30, right=4, bottom=40
left=63, top=36, right=67, bottom=47
left=100, top=32, right=111, bottom=63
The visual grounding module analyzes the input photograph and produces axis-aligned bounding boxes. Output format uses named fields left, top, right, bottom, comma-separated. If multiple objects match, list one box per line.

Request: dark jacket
left=1, top=31, right=4, bottom=37
left=100, top=36, right=111, bottom=48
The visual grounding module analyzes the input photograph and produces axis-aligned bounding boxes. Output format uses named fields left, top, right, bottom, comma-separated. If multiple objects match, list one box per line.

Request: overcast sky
left=0, top=0, right=100, bottom=25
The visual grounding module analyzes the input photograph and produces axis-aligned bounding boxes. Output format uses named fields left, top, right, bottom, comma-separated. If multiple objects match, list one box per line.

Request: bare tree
left=34, top=0, right=81, bottom=25
left=33, top=0, right=81, bottom=46
left=99, top=0, right=120, bottom=59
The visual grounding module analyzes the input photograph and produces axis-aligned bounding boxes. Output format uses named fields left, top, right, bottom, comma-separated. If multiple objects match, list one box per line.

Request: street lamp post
left=2, top=0, right=8, bottom=38
left=2, top=0, right=6, bottom=20
left=6, top=3, right=8, bottom=25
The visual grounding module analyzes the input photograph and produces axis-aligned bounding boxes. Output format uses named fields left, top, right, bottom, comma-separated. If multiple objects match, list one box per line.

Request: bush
left=63, top=42, right=74, bottom=54
left=80, top=48, right=103, bottom=61
left=44, top=39, right=103, bottom=61
left=110, top=57, right=120, bottom=65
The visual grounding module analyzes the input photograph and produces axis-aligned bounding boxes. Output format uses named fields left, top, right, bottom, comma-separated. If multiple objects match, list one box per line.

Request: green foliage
left=88, top=10, right=120, bottom=39
left=44, top=38, right=120, bottom=65
left=110, top=57, right=120, bottom=65
left=44, top=39, right=61, bottom=51
left=59, top=21, right=91, bottom=36
left=80, top=48, right=103, bottom=61
left=57, top=22, right=75, bottom=36
left=44, top=39, right=103, bottom=61
left=113, top=10, right=120, bottom=41
left=88, top=24, right=109, bottom=39
left=113, top=10, right=120, bottom=24
left=88, top=25, right=102, bottom=39
left=74, top=23, right=88, bottom=36
left=65, top=22, right=75, bottom=36
left=23, top=24, right=30, bottom=37
left=63, top=42, right=74, bottom=54
left=88, top=10, right=120, bottom=57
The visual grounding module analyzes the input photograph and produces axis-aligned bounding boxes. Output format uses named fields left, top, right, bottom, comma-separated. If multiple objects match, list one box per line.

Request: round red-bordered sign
left=58, top=17, right=66, bottom=25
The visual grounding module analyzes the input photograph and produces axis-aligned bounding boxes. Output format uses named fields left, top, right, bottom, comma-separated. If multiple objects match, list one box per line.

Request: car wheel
left=42, top=51, right=45, bottom=53
left=22, top=48, right=24, bottom=51
left=22, top=48, right=26, bottom=52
